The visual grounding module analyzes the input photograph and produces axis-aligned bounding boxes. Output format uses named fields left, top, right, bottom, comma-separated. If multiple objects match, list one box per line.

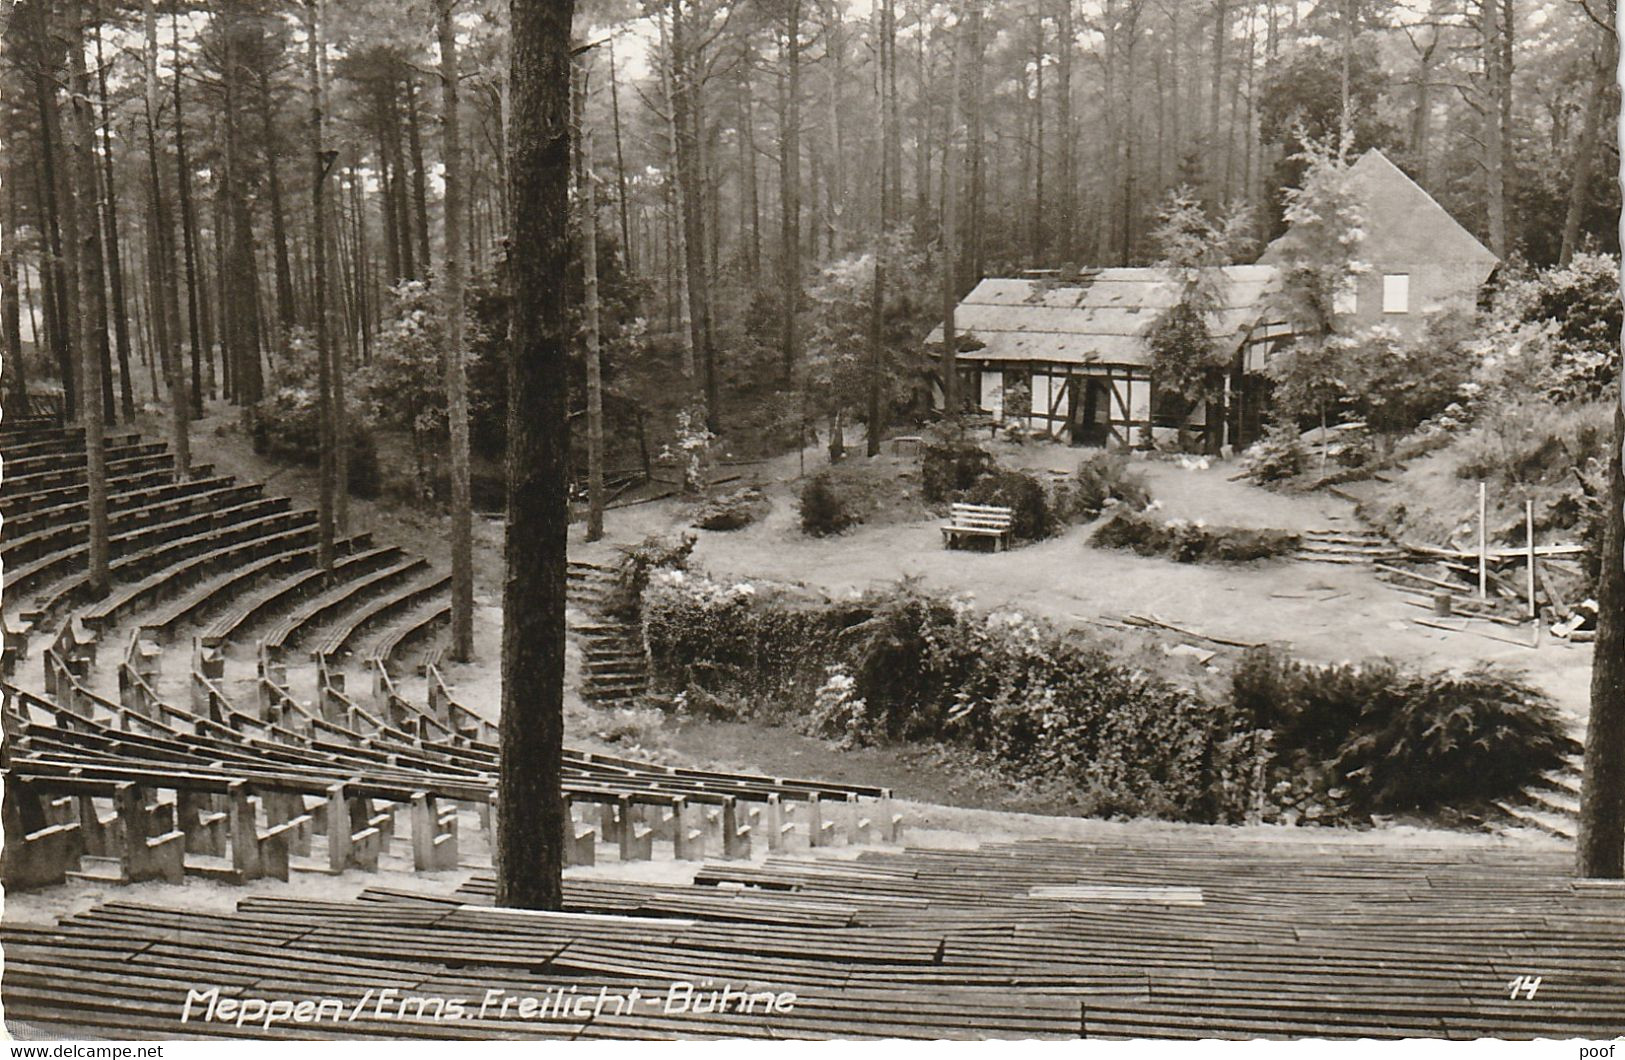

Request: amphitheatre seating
left=3, top=480, right=264, bottom=569
left=203, top=546, right=405, bottom=648
left=3, top=473, right=245, bottom=544
left=0, top=466, right=184, bottom=520
left=369, top=599, right=450, bottom=667
left=12, top=834, right=1625, bottom=1039
left=142, top=532, right=375, bottom=640
left=941, top=502, right=1014, bottom=550
left=4, top=439, right=170, bottom=481
left=17, top=506, right=316, bottom=624
left=311, top=573, right=451, bottom=661
left=260, top=556, right=430, bottom=657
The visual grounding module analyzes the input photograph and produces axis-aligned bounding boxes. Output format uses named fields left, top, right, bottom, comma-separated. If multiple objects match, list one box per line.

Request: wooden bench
left=941, top=502, right=1015, bottom=551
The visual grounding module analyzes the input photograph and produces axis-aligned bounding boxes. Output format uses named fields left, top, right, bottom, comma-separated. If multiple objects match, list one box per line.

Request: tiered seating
left=2, top=420, right=898, bottom=897
left=6, top=835, right=1623, bottom=1039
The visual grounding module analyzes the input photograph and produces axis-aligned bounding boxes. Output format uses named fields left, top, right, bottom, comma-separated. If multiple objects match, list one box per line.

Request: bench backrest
left=948, top=502, right=1014, bottom=529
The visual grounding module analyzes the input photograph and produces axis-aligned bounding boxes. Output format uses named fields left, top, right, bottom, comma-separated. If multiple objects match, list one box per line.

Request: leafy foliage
left=250, top=328, right=380, bottom=497
left=962, top=468, right=1050, bottom=540
left=1092, top=510, right=1302, bottom=563
left=1067, top=452, right=1153, bottom=518
left=1232, top=648, right=1579, bottom=815
left=1240, top=423, right=1310, bottom=483
left=692, top=487, right=768, bottom=531
left=921, top=423, right=994, bottom=502
left=604, top=531, right=695, bottom=620
left=799, top=472, right=858, bottom=536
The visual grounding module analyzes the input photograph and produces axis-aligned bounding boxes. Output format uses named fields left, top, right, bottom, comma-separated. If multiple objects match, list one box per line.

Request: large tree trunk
left=32, top=1, right=79, bottom=420
left=940, top=0, right=962, bottom=417
left=94, top=12, right=134, bottom=423
left=143, top=0, right=188, bottom=472
left=173, top=8, right=204, bottom=416
left=68, top=0, right=110, bottom=596
left=609, top=44, right=635, bottom=276
left=1056, top=0, right=1074, bottom=266
left=2, top=154, right=27, bottom=410
left=305, top=0, right=336, bottom=570
left=408, top=77, right=433, bottom=281
left=656, top=12, right=695, bottom=379
left=1479, top=0, right=1506, bottom=258
left=261, top=67, right=297, bottom=337
left=671, top=0, right=717, bottom=422
left=778, top=0, right=802, bottom=384
left=1577, top=363, right=1625, bottom=877
left=577, top=62, right=606, bottom=544
left=439, top=0, right=475, bottom=661
left=867, top=0, right=894, bottom=459
left=499, top=0, right=574, bottom=912
left=1558, top=30, right=1615, bottom=267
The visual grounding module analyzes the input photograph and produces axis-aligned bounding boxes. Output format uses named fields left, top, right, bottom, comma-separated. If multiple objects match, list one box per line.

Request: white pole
left=1526, top=499, right=1537, bottom=620
left=1478, top=481, right=1488, bottom=600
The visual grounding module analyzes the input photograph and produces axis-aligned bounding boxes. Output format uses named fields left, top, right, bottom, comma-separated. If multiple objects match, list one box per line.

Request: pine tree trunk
left=142, top=0, right=185, bottom=470
left=1559, top=31, right=1613, bottom=267
left=94, top=12, right=135, bottom=423
left=609, top=45, right=635, bottom=276
left=68, top=0, right=110, bottom=596
left=1480, top=0, right=1506, bottom=258
left=671, top=0, right=717, bottom=422
left=499, top=0, right=573, bottom=912
left=578, top=62, right=607, bottom=544
left=1577, top=376, right=1625, bottom=877
left=305, top=0, right=336, bottom=570
left=2, top=154, right=27, bottom=409
left=1056, top=0, right=1074, bottom=266
left=32, top=1, right=80, bottom=420
left=778, top=0, right=802, bottom=384
left=261, top=68, right=297, bottom=335
left=940, top=0, right=962, bottom=417
left=408, top=78, right=433, bottom=281
left=439, top=0, right=475, bottom=661
left=173, top=8, right=204, bottom=416
left=656, top=12, right=695, bottom=379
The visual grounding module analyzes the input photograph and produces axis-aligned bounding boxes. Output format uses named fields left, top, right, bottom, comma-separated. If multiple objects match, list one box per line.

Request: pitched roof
left=926, top=265, right=1284, bottom=367
left=1258, top=148, right=1499, bottom=273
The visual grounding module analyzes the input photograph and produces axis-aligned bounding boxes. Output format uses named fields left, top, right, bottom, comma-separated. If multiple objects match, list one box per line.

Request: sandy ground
left=571, top=434, right=1594, bottom=727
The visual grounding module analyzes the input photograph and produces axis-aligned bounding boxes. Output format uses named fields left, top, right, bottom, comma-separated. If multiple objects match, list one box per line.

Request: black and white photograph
left=0, top=0, right=1621, bottom=1044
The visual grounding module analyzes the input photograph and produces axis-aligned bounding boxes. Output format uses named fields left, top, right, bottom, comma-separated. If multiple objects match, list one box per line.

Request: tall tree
left=93, top=9, right=134, bottom=422
left=1577, top=265, right=1625, bottom=878
left=144, top=0, right=189, bottom=473
left=304, top=0, right=336, bottom=570
left=778, top=0, right=803, bottom=383
left=939, top=0, right=962, bottom=417
left=67, top=0, right=110, bottom=595
left=439, top=0, right=475, bottom=660
left=577, top=58, right=606, bottom=543
left=499, top=0, right=574, bottom=912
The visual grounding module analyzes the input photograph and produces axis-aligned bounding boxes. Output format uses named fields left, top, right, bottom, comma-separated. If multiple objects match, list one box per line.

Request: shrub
left=921, top=427, right=993, bottom=502
left=799, top=473, right=857, bottom=536
left=643, top=575, right=1258, bottom=820
left=1331, top=667, right=1579, bottom=812
left=963, top=468, right=1050, bottom=540
left=1091, top=510, right=1299, bottom=563
left=1240, top=423, right=1309, bottom=484
left=1453, top=399, right=1613, bottom=489
left=1229, top=648, right=1578, bottom=816
left=604, top=531, right=695, bottom=619
left=1072, top=452, right=1153, bottom=517
left=692, top=488, right=767, bottom=531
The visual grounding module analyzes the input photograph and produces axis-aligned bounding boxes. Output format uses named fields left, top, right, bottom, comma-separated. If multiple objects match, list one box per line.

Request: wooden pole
left=1526, top=499, right=1537, bottom=620
left=1478, top=481, right=1488, bottom=600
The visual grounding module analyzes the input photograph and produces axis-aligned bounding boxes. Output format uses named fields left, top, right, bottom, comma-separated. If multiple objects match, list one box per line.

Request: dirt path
left=572, top=435, right=1594, bottom=725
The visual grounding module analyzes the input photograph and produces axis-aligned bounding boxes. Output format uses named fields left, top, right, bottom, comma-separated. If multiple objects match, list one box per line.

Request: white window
left=1382, top=274, right=1410, bottom=314
left=1333, top=276, right=1358, bottom=315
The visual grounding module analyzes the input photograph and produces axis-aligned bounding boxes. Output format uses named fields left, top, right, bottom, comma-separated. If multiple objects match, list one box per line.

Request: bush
left=1240, top=423, right=1309, bottom=484
left=1071, top=452, right=1153, bottom=517
left=1230, top=648, right=1578, bottom=816
left=1092, top=510, right=1300, bottom=563
left=963, top=468, right=1050, bottom=540
left=644, top=575, right=1252, bottom=819
left=799, top=473, right=857, bottom=536
left=921, top=428, right=993, bottom=502
left=604, top=532, right=695, bottom=619
left=692, top=488, right=768, bottom=531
